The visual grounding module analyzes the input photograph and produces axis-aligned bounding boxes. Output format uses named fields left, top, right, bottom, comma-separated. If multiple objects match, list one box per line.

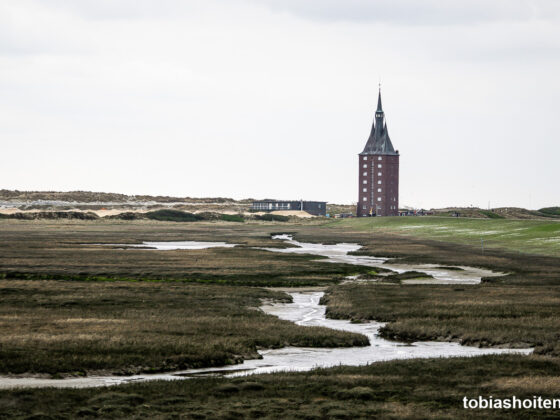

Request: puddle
left=102, top=241, right=237, bottom=250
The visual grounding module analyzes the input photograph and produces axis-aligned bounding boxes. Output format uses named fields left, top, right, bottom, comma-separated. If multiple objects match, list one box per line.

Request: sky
left=1, top=0, right=559, bottom=209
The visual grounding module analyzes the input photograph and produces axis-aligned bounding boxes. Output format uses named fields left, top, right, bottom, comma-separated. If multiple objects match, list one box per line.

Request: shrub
left=479, top=210, right=505, bottom=219
left=539, top=207, right=560, bottom=216
left=111, top=212, right=144, bottom=220
left=220, top=214, right=245, bottom=223
left=255, top=214, right=290, bottom=222
left=145, top=210, right=203, bottom=222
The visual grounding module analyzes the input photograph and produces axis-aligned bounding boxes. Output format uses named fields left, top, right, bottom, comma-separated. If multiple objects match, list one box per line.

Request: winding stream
left=0, top=236, right=531, bottom=389
left=0, top=291, right=532, bottom=389
left=264, top=234, right=504, bottom=284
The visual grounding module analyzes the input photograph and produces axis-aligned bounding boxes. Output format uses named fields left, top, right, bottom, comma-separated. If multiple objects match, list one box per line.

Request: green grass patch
left=384, top=271, right=434, bottom=282
left=328, top=216, right=560, bottom=256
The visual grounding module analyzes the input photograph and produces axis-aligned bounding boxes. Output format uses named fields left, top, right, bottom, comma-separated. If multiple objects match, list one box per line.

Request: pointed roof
left=360, top=88, right=398, bottom=155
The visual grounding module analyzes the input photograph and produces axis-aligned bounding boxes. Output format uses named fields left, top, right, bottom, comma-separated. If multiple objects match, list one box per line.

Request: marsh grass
left=290, top=223, right=560, bottom=286
left=0, top=220, right=371, bottom=286
left=322, top=283, right=560, bottom=353
left=1, top=218, right=560, bottom=408
left=0, top=280, right=368, bottom=375
left=2, top=355, right=560, bottom=419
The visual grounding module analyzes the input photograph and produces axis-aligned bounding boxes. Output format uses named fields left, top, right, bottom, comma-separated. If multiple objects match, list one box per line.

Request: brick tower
left=357, top=88, right=399, bottom=217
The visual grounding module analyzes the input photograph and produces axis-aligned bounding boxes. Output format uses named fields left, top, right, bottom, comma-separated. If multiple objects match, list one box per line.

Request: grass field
left=2, top=355, right=559, bottom=419
left=329, top=216, right=560, bottom=256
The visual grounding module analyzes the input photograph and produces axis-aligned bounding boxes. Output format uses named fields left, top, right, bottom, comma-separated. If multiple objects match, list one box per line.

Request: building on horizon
left=251, top=200, right=326, bottom=216
left=357, top=88, right=400, bottom=217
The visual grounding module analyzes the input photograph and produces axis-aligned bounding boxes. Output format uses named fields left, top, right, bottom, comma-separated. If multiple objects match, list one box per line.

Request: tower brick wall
left=357, top=154, right=399, bottom=217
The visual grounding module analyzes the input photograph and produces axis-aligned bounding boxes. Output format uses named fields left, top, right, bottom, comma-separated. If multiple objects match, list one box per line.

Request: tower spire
left=376, top=84, right=383, bottom=112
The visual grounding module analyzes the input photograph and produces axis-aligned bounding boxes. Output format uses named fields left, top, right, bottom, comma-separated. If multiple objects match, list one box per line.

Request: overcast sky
left=1, top=0, right=559, bottom=208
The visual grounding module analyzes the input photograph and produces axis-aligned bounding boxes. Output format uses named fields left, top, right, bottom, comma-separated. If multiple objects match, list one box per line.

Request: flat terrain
left=330, top=216, right=560, bottom=256
left=0, top=217, right=559, bottom=418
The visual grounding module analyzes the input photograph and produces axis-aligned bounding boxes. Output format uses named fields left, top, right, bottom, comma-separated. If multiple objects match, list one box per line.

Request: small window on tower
left=363, top=164, right=367, bottom=168
left=363, top=180, right=367, bottom=184
left=363, top=197, right=367, bottom=201
left=378, top=156, right=382, bottom=161
left=378, top=180, right=382, bottom=184
left=378, top=164, right=382, bottom=168
left=377, top=197, right=382, bottom=202
left=363, top=156, right=367, bottom=161
left=378, top=188, right=382, bottom=192
left=362, top=188, right=367, bottom=192
left=363, top=172, right=367, bottom=176
left=378, top=172, right=382, bottom=176
left=363, top=205, right=367, bottom=209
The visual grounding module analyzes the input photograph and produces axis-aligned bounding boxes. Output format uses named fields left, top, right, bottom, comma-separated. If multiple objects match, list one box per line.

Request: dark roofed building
left=358, top=88, right=400, bottom=217
left=251, top=200, right=326, bottom=216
